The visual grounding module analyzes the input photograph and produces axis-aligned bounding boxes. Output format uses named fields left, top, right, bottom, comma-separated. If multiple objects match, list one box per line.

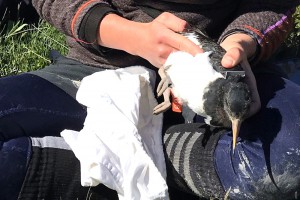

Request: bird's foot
left=153, top=66, right=173, bottom=114
left=156, top=76, right=172, bottom=97
left=153, top=100, right=171, bottom=114
left=153, top=87, right=172, bottom=115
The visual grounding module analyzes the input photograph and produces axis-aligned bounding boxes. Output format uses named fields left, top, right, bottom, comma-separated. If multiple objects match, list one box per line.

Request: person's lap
left=0, top=70, right=299, bottom=199
left=0, top=73, right=86, bottom=141
left=0, top=73, right=87, bottom=199
left=0, top=137, right=31, bottom=200
left=214, top=73, right=300, bottom=199
left=164, top=72, right=300, bottom=199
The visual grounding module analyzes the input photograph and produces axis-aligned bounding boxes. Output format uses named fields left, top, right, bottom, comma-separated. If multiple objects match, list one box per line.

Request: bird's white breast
left=164, top=51, right=224, bottom=116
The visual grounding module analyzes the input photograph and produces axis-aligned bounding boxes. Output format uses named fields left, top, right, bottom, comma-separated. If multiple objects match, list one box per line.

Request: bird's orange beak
left=231, top=118, right=241, bottom=151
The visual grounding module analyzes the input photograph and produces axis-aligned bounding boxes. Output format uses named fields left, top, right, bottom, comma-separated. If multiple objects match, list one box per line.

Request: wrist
left=220, top=33, right=257, bottom=60
left=97, top=14, right=144, bottom=55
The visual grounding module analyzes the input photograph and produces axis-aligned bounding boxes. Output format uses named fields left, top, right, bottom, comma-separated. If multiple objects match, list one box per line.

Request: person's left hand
left=220, top=33, right=261, bottom=118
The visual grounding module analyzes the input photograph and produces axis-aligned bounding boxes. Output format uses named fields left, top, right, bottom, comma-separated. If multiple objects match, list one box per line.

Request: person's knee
left=0, top=137, right=31, bottom=200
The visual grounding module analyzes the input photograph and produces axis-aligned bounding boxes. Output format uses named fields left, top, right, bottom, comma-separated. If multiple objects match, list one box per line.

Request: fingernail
left=185, top=23, right=192, bottom=30
left=222, top=56, right=234, bottom=68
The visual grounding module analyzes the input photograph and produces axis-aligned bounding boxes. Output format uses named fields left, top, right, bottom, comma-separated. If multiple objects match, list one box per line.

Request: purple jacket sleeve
left=218, top=1, right=299, bottom=64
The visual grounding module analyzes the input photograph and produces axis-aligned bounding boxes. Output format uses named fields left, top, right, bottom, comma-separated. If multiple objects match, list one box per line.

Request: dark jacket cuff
left=78, top=3, right=120, bottom=44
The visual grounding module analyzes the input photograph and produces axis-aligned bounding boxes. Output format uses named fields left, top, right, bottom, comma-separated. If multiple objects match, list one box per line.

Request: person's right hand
left=98, top=12, right=203, bottom=68
left=133, top=12, right=203, bottom=67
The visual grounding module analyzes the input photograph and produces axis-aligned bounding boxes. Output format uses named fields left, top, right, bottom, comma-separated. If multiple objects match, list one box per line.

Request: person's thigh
left=0, top=73, right=86, bottom=140
left=215, top=73, right=300, bottom=199
left=0, top=137, right=31, bottom=200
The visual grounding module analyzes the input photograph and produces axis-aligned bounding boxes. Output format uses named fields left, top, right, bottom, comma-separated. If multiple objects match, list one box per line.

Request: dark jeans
left=0, top=73, right=87, bottom=199
left=0, top=137, right=31, bottom=200
left=0, top=71, right=300, bottom=199
left=214, top=73, right=300, bottom=199
left=0, top=73, right=87, bottom=141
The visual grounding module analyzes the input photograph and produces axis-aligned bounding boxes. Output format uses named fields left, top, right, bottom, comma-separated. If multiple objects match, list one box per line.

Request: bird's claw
left=156, top=77, right=171, bottom=97
left=153, top=100, right=171, bottom=115
left=154, top=66, right=173, bottom=115
left=153, top=86, right=172, bottom=115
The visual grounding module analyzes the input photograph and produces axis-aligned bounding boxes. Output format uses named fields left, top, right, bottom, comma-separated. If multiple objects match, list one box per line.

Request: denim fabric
left=0, top=137, right=31, bottom=200
left=273, top=58, right=300, bottom=85
left=0, top=72, right=87, bottom=199
left=1, top=65, right=300, bottom=199
left=0, top=73, right=87, bottom=141
left=214, top=73, right=300, bottom=199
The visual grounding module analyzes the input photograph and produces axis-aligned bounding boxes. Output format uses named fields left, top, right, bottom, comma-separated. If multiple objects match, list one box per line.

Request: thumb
left=221, top=47, right=244, bottom=68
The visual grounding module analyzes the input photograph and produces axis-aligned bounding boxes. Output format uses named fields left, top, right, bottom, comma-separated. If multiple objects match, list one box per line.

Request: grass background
left=0, top=20, right=68, bottom=77
left=0, top=5, right=299, bottom=77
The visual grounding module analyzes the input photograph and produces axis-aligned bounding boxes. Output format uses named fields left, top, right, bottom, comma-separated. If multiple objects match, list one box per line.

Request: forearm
left=97, top=14, right=145, bottom=55
left=97, top=12, right=203, bottom=67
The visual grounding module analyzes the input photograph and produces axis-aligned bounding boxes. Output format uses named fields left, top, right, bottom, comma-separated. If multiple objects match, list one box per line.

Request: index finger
left=155, top=12, right=189, bottom=33
left=165, top=30, right=203, bottom=55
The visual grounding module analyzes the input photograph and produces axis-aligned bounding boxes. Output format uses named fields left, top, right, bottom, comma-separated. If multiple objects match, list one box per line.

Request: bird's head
left=223, top=80, right=251, bottom=150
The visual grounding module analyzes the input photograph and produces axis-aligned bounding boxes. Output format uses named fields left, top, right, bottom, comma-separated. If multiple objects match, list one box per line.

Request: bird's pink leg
left=153, top=67, right=172, bottom=114
left=153, top=87, right=172, bottom=114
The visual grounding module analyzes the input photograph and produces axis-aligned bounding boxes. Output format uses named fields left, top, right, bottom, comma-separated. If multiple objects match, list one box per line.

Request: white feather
left=182, top=32, right=202, bottom=47
left=164, top=51, right=224, bottom=117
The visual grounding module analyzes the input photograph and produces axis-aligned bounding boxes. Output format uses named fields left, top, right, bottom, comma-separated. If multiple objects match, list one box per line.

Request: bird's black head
left=222, top=79, right=252, bottom=151
left=223, top=80, right=251, bottom=122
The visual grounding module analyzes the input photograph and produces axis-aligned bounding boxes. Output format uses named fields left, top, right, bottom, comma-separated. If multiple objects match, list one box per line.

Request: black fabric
left=135, top=0, right=238, bottom=12
left=78, top=3, right=119, bottom=44
left=159, top=0, right=219, bottom=4
left=16, top=135, right=216, bottom=200
left=164, top=123, right=226, bottom=199
left=77, top=3, right=122, bottom=56
left=30, top=50, right=103, bottom=99
left=18, top=146, right=119, bottom=200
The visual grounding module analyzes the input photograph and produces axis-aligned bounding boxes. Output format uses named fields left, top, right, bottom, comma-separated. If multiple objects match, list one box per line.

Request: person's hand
left=134, top=12, right=203, bottom=67
left=220, top=33, right=261, bottom=118
left=98, top=12, right=203, bottom=68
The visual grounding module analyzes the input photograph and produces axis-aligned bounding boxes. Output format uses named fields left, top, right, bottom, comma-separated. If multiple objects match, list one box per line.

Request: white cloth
left=61, top=66, right=169, bottom=200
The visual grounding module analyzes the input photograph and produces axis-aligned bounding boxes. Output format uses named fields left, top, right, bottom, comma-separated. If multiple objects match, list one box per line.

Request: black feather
left=181, top=29, right=252, bottom=127
left=181, top=29, right=244, bottom=77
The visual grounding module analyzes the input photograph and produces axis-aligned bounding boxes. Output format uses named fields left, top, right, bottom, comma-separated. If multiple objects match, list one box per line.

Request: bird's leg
left=153, top=66, right=172, bottom=114
left=153, top=87, right=172, bottom=114
left=156, top=66, right=171, bottom=96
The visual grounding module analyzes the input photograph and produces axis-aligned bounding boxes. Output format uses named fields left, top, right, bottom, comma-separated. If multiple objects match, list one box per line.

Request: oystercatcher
left=153, top=29, right=252, bottom=150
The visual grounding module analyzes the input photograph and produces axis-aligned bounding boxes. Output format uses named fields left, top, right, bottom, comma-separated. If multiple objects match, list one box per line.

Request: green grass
left=0, top=20, right=68, bottom=77
left=281, top=6, right=300, bottom=57
left=294, top=6, right=300, bottom=36
left=0, top=6, right=299, bottom=77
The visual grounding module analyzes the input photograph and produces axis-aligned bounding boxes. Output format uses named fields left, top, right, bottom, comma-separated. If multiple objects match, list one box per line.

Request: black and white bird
left=153, top=29, right=252, bottom=151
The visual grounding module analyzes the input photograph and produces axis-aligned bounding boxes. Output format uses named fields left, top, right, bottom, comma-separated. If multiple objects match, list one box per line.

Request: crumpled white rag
left=61, top=66, right=169, bottom=200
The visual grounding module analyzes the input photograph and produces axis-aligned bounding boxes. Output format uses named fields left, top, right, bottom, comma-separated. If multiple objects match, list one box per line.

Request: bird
left=153, top=29, right=252, bottom=151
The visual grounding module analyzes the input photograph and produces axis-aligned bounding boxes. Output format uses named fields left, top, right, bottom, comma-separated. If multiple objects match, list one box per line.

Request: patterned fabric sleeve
left=31, top=0, right=118, bottom=44
left=218, top=1, right=299, bottom=64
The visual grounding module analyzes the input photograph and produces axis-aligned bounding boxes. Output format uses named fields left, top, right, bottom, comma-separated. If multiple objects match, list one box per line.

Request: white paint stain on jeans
left=256, top=163, right=300, bottom=199
left=286, top=148, right=300, bottom=156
